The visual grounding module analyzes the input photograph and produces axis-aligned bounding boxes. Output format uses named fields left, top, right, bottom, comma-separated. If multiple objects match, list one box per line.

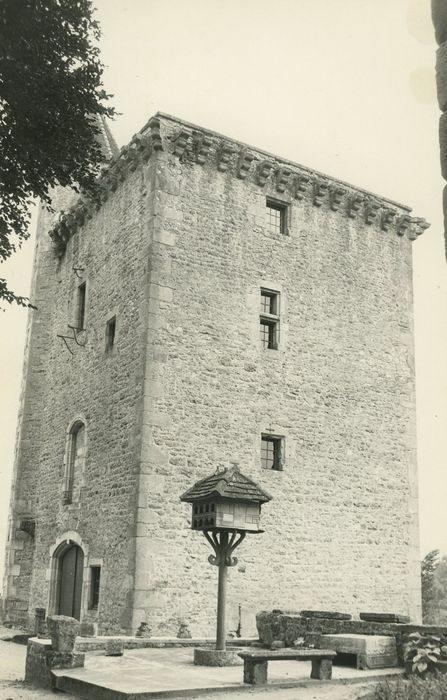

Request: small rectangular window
left=105, top=316, right=116, bottom=351
left=89, top=566, right=101, bottom=610
left=261, top=435, right=283, bottom=471
left=260, top=289, right=280, bottom=349
left=266, top=198, right=288, bottom=235
left=76, top=282, right=86, bottom=330
left=260, top=319, right=277, bottom=349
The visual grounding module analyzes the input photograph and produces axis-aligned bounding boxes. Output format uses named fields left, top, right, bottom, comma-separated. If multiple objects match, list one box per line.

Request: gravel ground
left=0, top=629, right=78, bottom=700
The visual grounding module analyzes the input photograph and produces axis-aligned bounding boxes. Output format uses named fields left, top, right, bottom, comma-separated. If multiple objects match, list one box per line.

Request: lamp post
left=180, top=464, right=272, bottom=665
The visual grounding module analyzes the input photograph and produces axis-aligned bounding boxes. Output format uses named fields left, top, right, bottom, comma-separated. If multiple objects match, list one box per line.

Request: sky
left=0, top=0, right=446, bottom=581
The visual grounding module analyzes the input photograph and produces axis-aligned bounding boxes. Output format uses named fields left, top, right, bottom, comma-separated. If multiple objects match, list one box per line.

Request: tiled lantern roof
left=180, top=465, right=272, bottom=505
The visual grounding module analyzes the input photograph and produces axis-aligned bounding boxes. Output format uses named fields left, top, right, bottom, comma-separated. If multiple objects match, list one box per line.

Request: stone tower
left=3, top=113, right=428, bottom=635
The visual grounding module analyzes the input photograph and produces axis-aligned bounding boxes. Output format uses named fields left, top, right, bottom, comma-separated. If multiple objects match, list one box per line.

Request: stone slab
left=301, top=611, right=352, bottom=620
left=321, top=634, right=398, bottom=670
left=359, top=613, right=410, bottom=624
left=52, top=646, right=404, bottom=699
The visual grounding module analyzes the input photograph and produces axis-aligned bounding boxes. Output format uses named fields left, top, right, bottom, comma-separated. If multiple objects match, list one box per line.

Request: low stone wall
left=74, top=636, right=258, bottom=652
left=256, top=611, right=447, bottom=663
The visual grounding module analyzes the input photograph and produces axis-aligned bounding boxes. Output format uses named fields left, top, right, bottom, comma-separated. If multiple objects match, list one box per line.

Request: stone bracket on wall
left=18, top=518, right=35, bottom=539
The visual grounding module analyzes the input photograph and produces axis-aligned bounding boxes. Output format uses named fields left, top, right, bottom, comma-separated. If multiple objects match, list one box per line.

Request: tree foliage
left=0, top=0, right=115, bottom=306
left=434, top=555, right=447, bottom=624
left=421, top=549, right=440, bottom=624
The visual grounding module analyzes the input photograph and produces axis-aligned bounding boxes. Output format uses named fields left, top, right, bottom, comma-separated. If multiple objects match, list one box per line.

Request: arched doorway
left=57, top=543, right=84, bottom=619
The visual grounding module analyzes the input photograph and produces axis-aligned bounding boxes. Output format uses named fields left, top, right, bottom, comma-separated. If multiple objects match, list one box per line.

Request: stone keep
left=2, top=113, right=428, bottom=636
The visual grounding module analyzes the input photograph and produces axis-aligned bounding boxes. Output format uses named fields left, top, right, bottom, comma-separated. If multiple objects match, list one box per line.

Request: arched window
left=63, top=420, right=86, bottom=505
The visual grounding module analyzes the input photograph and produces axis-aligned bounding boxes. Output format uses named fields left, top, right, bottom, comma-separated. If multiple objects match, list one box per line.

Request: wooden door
left=57, top=544, right=84, bottom=619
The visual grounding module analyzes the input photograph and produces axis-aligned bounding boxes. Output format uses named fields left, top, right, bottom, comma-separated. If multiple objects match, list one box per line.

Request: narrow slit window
left=63, top=420, right=86, bottom=505
left=89, top=566, right=101, bottom=610
left=105, top=316, right=116, bottom=351
left=76, top=283, right=86, bottom=330
left=260, top=289, right=280, bottom=349
left=266, top=198, right=288, bottom=235
left=261, top=435, right=283, bottom=471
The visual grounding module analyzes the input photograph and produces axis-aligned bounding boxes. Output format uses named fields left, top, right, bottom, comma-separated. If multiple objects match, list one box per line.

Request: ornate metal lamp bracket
left=204, top=529, right=246, bottom=567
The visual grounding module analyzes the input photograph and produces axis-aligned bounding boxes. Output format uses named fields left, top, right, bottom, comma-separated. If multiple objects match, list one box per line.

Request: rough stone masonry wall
left=133, top=117, right=421, bottom=637
left=432, top=0, right=447, bottom=257
left=4, top=160, right=155, bottom=632
left=3, top=187, right=78, bottom=627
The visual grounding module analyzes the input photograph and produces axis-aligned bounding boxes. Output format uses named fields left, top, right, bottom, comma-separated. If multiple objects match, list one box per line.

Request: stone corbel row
left=167, top=129, right=429, bottom=241
left=49, top=119, right=163, bottom=253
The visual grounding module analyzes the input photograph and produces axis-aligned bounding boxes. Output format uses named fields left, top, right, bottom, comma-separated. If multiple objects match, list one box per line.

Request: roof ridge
left=180, top=465, right=272, bottom=504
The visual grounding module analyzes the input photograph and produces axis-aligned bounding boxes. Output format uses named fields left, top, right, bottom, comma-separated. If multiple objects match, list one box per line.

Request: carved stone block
left=173, top=129, right=191, bottom=157
left=105, top=638, right=124, bottom=656
left=364, top=199, right=381, bottom=225
left=256, top=161, right=275, bottom=186
left=347, top=195, right=363, bottom=219
left=194, top=134, right=214, bottom=164
left=217, top=144, right=235, bottom=172
left=380, top=209, right=396, bottom=231
left=276, top=168, right=292, bottom=193
left=136, top=621, right=151, bottom=638
left=313, top=180, right=329, bottom=207
left=148, top=118, right=163, bottom=151
left=47, top=615, right=80, bottom=653
left=177, top=621, right=192, bottom=638
left=294, top=173, right=310, bottom=200
left=237, top=152, right=256, bottom=180
left=396, top=215, right=411, bottom=237
left=409, top=218, right=430, bottom=240
left=329, top=186, right=346, bottom=211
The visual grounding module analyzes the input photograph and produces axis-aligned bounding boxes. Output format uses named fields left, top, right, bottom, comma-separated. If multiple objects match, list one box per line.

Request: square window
left=105, top=316, right=116, bottom=351
left=89, top=566, right=101, bottom=610
left=261, top=435, right=283, bottom=471
left=266, top=198, right=287, bottom=235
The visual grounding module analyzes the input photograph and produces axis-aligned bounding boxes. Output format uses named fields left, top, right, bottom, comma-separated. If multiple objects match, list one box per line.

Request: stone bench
left=320, top=634, right=397, bottom=670
left=238, top=648, right=337, bottom=685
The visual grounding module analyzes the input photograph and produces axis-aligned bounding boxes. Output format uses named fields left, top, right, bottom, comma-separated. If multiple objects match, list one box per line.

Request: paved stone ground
left=0, top=627, right=386, bottom=700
